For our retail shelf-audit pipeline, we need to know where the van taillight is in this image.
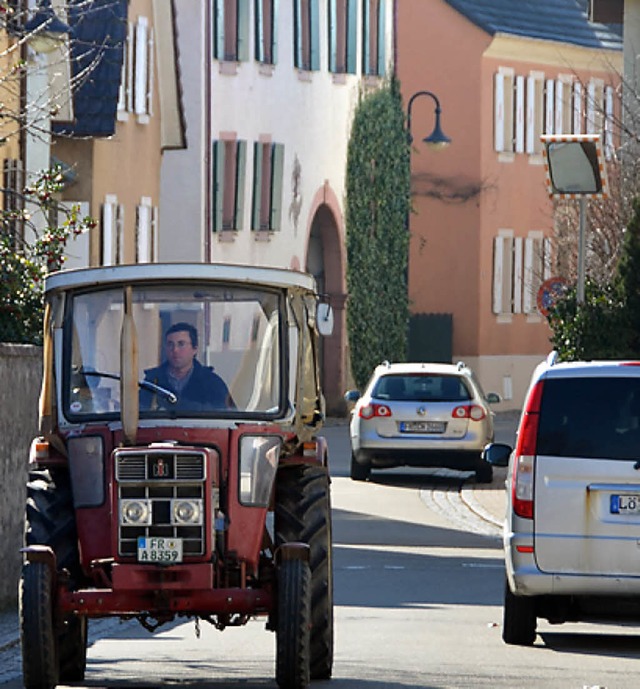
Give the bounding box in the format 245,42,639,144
512,380,544,519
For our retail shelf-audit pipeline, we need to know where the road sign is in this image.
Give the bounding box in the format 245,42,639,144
537,277,568,317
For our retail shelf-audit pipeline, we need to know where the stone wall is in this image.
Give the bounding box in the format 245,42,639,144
0,344,42,609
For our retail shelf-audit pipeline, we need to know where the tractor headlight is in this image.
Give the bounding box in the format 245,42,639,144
239,435,282,506
172,499,203,525
120,499,152,525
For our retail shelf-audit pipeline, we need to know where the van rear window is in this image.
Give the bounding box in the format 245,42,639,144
537,377,640,460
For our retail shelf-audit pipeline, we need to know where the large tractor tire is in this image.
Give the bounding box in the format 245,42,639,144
24,469,87,681
275,464,334,680
275,558,311,689
20,560,58,689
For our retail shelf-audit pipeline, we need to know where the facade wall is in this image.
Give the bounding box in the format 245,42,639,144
398,0,622,410
0,345,41,609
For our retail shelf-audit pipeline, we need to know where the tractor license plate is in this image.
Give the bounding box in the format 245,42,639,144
400,421,446,433
137,537,183,563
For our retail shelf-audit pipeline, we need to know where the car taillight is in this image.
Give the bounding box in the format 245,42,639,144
512,380,544,519
359,403,393,419
452,405,486,421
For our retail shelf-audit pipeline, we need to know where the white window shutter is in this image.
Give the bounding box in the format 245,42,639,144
126,22,134,112
134,17,149,117
152,206,159,262
117,204,125,264
513,237,523,313
493,236,504,313
147,26,155,117
587,80,596,134
543,237,552,280
494,73,505,152
515,76,525,153
526,76,535,154
523,238,534,313
137,198,152,263
102,195,118,266
605,85,614,159
573,81,583,134
555,79,564,134
545,79,554,135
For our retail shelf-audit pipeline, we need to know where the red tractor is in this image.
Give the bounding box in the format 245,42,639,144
20,263,334,689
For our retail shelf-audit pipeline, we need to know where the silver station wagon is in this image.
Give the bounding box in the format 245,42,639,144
485,353,640,645
345,361,500,482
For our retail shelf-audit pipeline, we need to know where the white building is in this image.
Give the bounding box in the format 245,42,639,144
160,0,394,412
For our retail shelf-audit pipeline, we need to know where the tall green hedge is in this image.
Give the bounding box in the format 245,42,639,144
345,79,411,389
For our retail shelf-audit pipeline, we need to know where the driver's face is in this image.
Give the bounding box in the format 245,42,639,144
165,331,196,374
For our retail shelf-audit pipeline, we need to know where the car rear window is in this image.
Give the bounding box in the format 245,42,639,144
372,374,471,402
538,377,640,460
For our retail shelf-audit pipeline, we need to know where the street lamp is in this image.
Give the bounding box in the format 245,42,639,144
24,0,71,54
406,90,452,149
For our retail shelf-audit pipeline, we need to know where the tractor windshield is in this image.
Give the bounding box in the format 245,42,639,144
62,283,284,420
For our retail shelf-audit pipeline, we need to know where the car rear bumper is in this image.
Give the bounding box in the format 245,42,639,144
353,446,484,470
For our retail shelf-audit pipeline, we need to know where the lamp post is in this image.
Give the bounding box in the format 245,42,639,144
406,90,452,148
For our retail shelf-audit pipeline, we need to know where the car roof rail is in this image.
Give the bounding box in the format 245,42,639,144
381,360,391,368
546,350,559,366
456,360,467,371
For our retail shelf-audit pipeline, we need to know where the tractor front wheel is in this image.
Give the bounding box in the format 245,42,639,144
275,465,333,679
20,560,58,689
275,558,311,689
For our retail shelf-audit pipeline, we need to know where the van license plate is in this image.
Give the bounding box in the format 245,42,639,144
137,537,183,563
400,421,446,433
610,495,640,514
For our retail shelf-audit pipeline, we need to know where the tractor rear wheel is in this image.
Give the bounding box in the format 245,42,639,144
25,469,81,584
20,560,58,689
24,468,85,681
275,558,311,689
275,464,333,680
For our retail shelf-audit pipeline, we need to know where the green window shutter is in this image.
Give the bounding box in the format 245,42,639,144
213,140,226,232
293,0,302,68
377,0,386,76
255,0,263,61
251,142,263,230
272,0,278,63
347,0,357,74
328,0,336,72
237,0,250,61
362,0,370,75
270,143,284,231
235,140,247,230
310,0,320,70
214,0,224,60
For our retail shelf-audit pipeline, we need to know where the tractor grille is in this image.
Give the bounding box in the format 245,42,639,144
116,449,207,558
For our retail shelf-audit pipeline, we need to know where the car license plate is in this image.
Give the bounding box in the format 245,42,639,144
610,495,640,514
137,537,183,563
400,421,446,433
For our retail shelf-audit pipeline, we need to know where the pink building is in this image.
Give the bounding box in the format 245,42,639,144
396,0,623,408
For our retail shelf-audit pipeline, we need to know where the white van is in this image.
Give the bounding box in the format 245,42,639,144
484,352,640,645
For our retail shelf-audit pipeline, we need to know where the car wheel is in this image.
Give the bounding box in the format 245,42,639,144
503,580,537,646
350,452,370,481
475,462,493,484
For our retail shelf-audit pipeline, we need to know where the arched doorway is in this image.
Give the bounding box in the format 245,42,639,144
306,199,347,416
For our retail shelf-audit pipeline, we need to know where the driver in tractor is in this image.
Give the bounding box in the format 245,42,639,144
140,322,235,411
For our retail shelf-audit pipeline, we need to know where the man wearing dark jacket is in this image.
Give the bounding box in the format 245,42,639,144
141,322,235,411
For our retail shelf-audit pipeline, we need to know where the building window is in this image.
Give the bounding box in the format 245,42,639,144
118,17,154,123
136,197,157,263
213,139,247,232
294,0,320,71
494,69,514,153
101,195,123,266
328,0,357,74
255,0,276,64
251,141,284,232
3,158,23,250
493,232,551,316
214,0,250,62
363,0,385,77
525,73,544,154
